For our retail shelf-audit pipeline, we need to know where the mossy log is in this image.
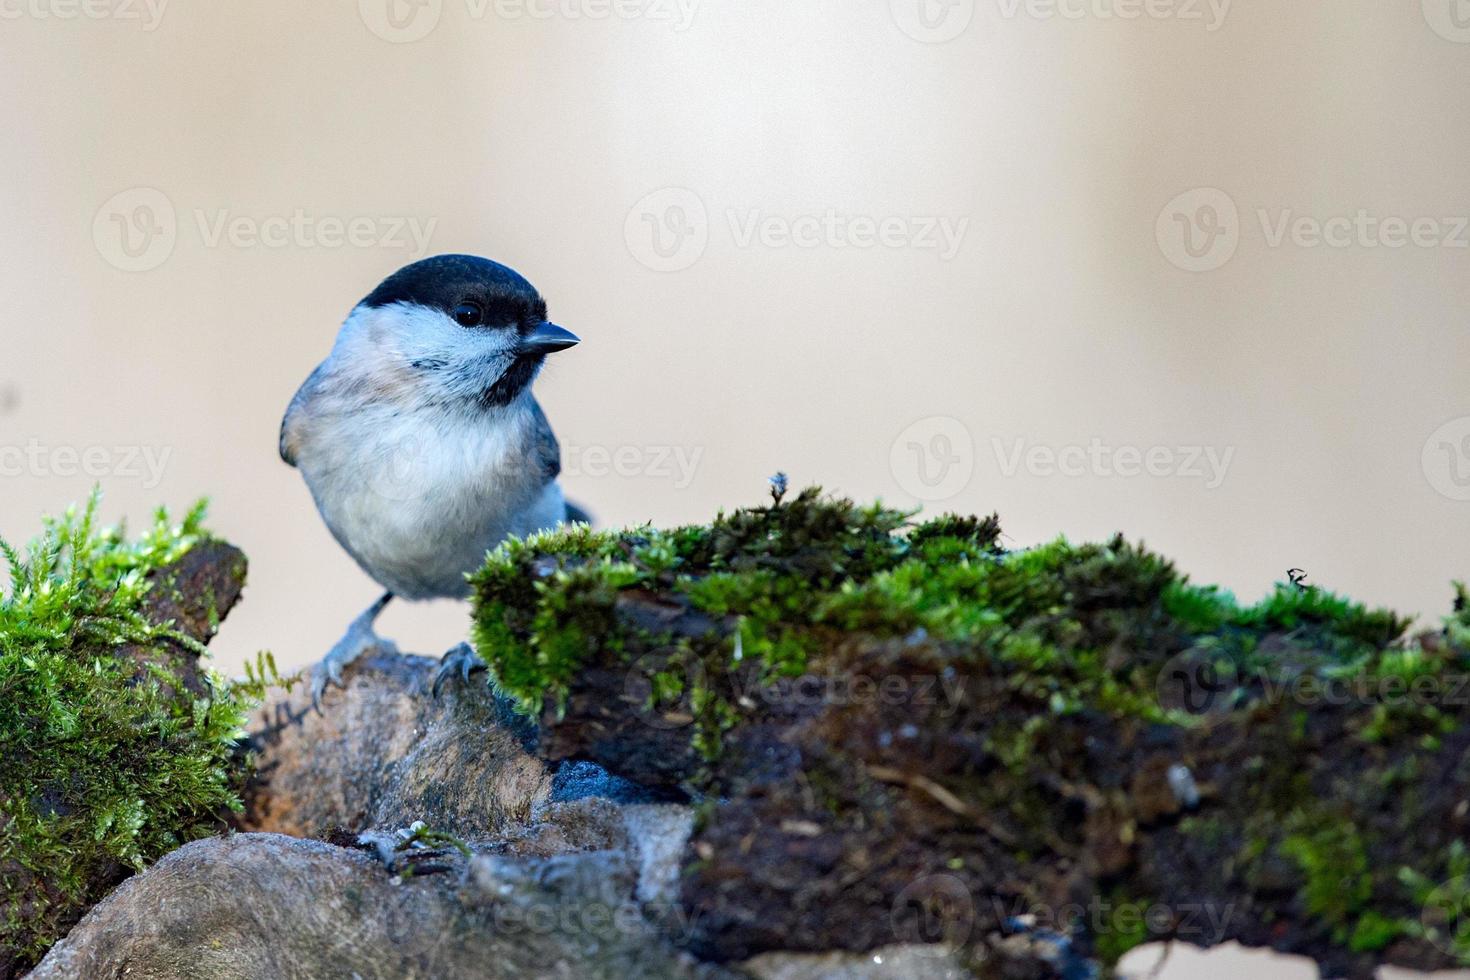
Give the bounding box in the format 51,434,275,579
470,485,1470,978
0,505,251,977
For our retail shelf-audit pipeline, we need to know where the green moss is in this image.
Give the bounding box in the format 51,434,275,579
1280,816,1373,938
1348,912,1403,954
1092,887,1152,964
471,487,1425,753
470,488,912,712
1239,582,1408,648
1398,842,1470,964
1446,582,1470,650
0,493,263,970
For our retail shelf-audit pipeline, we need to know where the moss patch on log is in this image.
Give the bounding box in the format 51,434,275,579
471,485,1470,976
0,495,261,975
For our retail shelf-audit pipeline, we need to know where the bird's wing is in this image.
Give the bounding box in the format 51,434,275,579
530,398,562,485
279,364,326,468
532,401,592,524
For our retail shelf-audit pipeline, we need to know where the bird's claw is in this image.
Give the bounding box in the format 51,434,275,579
310,627,398,714
432,642,487,698
308,665,336,715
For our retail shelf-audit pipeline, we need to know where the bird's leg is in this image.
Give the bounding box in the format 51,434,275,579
432,642,487,698
310,592,397,712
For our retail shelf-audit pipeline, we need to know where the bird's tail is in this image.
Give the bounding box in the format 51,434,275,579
564,501,594,526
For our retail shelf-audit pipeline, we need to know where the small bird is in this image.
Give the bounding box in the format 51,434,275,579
280,255,585,707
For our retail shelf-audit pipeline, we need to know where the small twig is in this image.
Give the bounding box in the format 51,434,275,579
868,765,1017,846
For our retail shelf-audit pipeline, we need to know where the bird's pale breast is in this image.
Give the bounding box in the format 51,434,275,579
299,400,560,600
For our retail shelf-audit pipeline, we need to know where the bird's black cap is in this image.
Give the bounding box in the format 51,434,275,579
359,254,549,329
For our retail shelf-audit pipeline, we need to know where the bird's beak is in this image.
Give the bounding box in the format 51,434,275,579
519,322,580,356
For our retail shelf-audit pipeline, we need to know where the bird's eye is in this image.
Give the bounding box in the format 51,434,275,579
452,303,483,327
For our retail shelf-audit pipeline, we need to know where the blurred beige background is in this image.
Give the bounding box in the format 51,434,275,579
3,3,1470,974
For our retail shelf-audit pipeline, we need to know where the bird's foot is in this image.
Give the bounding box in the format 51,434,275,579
310,623,399,713
432,642,487,698
355,822,464,878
